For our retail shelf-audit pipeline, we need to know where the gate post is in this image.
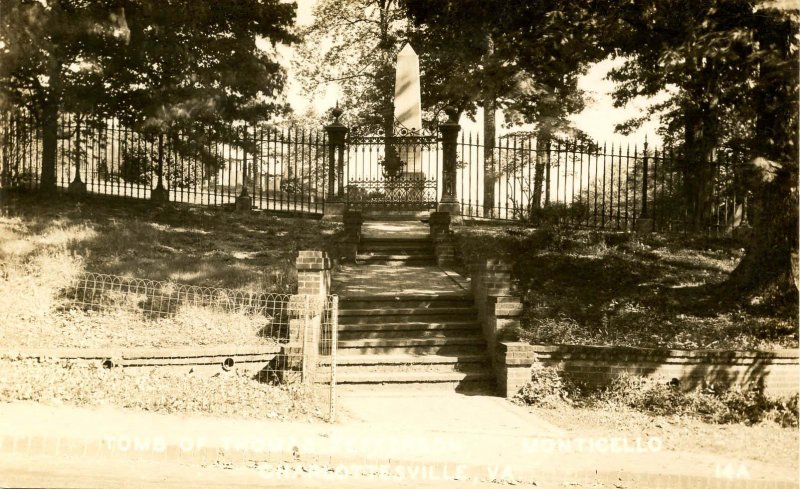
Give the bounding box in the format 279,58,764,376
280,250,331,384
438,106,461,220
323,107,349,221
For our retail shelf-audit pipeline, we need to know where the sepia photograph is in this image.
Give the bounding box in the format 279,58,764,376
0,0,797,487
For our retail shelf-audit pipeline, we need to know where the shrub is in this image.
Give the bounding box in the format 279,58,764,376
517,370,799,428
515,364,572,408
120,146,154,185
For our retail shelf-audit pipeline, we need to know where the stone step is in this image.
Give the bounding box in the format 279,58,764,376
318,370,495,384
338,321,480,332
336,337,486,356
339,328,482,341
338,337,484,348
333,381,498,394
326,353,489,366
357,241,433,251
338,307,477,317
360,237,432,245
339,313,477,325
355,256,435,266
339,297,474,309
323,354,490,373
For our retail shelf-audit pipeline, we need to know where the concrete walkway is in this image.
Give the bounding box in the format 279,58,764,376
333,265,469,297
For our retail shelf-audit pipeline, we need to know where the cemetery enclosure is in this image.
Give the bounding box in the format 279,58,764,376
2,111,751,231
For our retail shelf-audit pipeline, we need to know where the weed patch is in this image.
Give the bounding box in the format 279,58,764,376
514,366,799,428
0,357,324,421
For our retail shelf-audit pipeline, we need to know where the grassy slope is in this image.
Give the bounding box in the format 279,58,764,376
455,224,798,350
0,192,337,421
0,192,343,349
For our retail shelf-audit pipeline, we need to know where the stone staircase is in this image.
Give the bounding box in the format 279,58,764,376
328,231,495,392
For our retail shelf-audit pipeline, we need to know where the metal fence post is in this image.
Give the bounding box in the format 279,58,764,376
641,137,649,218
329,294,338,423
301,294,310,382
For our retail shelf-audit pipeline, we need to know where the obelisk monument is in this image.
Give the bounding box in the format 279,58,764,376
393,43,423,131
392,43,426,179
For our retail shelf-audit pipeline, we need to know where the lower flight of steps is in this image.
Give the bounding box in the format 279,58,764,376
319,294,495,392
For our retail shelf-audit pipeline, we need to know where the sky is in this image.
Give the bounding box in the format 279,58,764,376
282,0,664,147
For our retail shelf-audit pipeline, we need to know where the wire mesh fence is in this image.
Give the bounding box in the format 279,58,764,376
59,272,339,421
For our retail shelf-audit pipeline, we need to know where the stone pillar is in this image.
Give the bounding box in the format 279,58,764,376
496,342,537,398
438,106,461,219
323,107,349,221
470,257,526,392
429,211,456,267
281,250,331,384
296,250,331,297
343,210,364,262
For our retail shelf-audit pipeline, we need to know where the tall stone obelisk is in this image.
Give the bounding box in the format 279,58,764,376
393,43,422,132
392,43,425,179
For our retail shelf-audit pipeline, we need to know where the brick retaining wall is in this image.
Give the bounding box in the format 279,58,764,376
496,342,799,398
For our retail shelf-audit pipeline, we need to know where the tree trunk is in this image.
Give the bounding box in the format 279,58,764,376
727,158,797,305
40,55,62,193
682,107,716,230
482,33,497,218
530,130,548,222
483,95,496,217
728,15,798,308
40,102,59,192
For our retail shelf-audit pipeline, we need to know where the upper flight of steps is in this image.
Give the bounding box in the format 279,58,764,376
355,236,435,266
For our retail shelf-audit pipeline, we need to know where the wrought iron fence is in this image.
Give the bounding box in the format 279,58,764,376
455,133,751,233
1,109,751,233
1,111,330,216
60,272,339,421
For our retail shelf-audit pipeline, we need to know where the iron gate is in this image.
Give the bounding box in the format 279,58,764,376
344,122,441,211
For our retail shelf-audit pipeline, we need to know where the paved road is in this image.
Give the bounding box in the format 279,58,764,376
1,401,796,488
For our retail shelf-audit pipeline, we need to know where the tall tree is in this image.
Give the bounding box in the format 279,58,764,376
106,0,296,181
726,3,798,307
0,0,296,192
294,0,406,134
599,0,760,228
597,0,798,303
0,0,127,192
407,0,603,214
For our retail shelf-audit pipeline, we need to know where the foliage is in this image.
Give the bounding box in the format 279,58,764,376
406,0,603,133
454,226,798,350
294,0,406,132
598,0,798,230
514,364,573,408
594,374,799,428
517,368,798,428
0,357,324,421
0,0,297,190
119,145,154,186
